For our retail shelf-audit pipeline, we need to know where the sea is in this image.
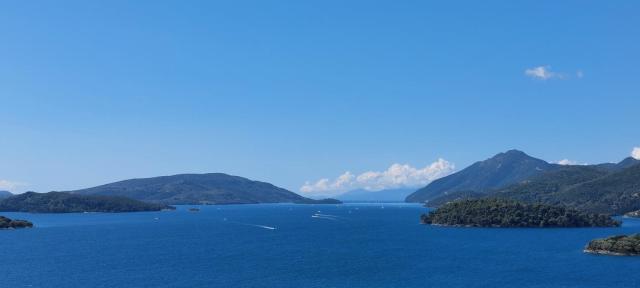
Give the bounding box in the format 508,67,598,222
2,203,639,288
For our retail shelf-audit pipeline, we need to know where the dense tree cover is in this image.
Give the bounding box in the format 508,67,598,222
557,164,640,214
585,234,640,256
421,199,620,228
0,216,33,229
493,166,609,201
68,173,340,205
495,164,640,214
0,192,174,213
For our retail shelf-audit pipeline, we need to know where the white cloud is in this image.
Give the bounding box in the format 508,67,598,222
300,159,455,197
576,70,584,78
0,180,27,192
556,159,578,165
556,159,588,166
525,66,564,80
632,147,640,160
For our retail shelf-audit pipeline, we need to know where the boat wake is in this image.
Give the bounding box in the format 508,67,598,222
311,213,344,221
224,218,277,230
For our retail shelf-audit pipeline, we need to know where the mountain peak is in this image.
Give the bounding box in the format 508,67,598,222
504,149,527,155
494,149,532,160
617,157,640,169
406,150,551,203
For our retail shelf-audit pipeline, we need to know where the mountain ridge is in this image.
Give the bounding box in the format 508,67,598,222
68,173,340,205
406,150,555,203
0,191,13,199
419,151,640,214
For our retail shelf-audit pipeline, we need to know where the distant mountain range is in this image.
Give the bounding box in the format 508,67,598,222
406,149,640,214
67,173,340,205
337,188,415,202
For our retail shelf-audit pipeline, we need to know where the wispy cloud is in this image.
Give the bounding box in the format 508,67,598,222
632,147,640,160
0,180,27,192
525,66,585,80
556,159,577,165
300,159,455,197
555,159,587,165
525,66,563,80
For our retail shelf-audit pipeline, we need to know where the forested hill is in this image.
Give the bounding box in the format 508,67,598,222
493,163,640,214
68,173,340,205
406,150,555,203
0,192,173,213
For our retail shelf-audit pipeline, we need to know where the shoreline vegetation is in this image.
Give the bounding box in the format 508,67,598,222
421,199,620,228
0,192,174,213
0,216,33,229
584,235,640,256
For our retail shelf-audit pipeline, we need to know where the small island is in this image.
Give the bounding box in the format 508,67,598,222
585,234,640,256
0,192,175,213
421,198,620,228
0,216,33,229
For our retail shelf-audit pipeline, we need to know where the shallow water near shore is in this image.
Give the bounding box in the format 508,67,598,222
2,203,639,288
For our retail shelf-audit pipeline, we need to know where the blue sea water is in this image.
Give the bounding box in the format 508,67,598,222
1,203,640,288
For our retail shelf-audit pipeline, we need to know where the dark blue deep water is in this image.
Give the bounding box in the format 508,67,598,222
2,203,640,288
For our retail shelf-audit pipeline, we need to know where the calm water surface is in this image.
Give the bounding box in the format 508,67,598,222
2,203,639,288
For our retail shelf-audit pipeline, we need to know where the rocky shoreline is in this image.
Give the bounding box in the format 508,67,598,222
0,216,33,229
584,234,640,256
583,249,633,256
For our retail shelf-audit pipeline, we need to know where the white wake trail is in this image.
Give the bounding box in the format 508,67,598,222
224,219,277,230
311,215,338,221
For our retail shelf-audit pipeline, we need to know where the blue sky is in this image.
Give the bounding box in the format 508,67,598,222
1,1,639,195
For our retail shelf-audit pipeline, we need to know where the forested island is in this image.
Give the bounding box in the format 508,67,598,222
421,199,620,228
585,234,640,256
0,192,174,213
0,216,33,229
